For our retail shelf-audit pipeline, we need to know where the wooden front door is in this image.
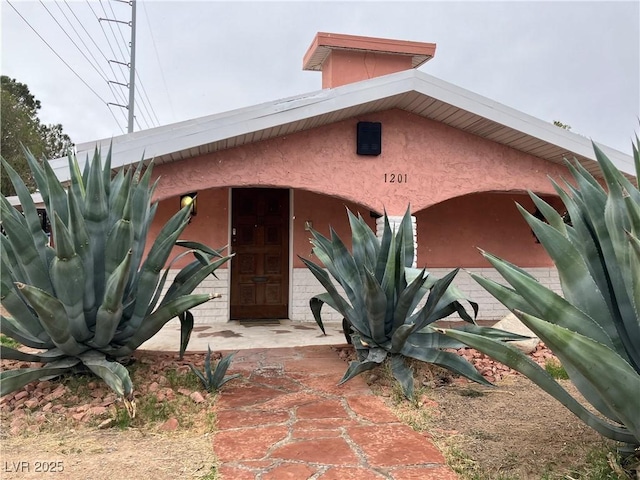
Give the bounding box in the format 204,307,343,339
230,188,289,320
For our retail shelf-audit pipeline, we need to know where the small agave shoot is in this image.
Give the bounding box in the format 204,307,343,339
301,208,526,399
188,346,240,392
0,148,232,410
441,139,640,456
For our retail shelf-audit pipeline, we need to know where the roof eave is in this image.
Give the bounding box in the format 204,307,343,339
47,69,635,184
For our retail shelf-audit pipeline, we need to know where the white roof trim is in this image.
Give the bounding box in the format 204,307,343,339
47,69,635,183
7,192,44,208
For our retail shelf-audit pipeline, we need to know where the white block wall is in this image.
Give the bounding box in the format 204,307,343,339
291,268,347,323
161,269,229,325
290,266,561,323
376,215,417,267
161,266,560,324
425,267,562,321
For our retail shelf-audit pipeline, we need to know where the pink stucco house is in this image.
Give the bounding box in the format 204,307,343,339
49,32,636,325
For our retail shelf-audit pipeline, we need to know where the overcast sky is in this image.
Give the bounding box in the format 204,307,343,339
2,1,639,154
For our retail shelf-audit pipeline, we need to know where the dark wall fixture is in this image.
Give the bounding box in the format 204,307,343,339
357,122,382,156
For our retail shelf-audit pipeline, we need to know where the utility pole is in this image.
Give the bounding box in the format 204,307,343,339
101,0,137,133
127,0,136,133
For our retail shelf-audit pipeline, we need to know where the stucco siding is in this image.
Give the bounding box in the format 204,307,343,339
416,192,564,268
151,109,570,214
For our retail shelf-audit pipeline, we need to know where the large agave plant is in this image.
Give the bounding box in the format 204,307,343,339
0,148,231,401
301,208,525,398
441,140,640,450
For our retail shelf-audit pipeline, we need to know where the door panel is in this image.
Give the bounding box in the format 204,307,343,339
230,188,289,319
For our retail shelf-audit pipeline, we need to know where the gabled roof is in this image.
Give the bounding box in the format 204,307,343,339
49,68,634,184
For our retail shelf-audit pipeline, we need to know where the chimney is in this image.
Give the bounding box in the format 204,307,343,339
303,32,436,89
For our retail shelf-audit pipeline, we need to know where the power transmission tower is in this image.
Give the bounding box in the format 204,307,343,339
101,0,137,133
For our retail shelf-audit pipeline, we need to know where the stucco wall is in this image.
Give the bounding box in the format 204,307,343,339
293,190,376,268
323,50,413,88
150,109,571,215
417,192,564,268
144,107,573,324
147,187,230,269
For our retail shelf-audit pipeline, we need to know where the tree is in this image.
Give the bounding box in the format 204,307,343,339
552,120,572,130
1,76,73,196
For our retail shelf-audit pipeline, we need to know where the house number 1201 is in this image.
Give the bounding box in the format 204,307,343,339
384,173,408,183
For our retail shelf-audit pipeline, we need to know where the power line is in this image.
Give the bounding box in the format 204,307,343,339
69,0,133,115
85,0,131,107
99,0,129,62
98,0,157,132
86,0,127,77
134,88,154,129
135,71,160,126
98,0,129,68
108,0,131,55
39,0,110,84
53,0,112,84
9,0,158,136
133,97,151,129
85,0,161,131
46,0,142,128
6,0,110,107
141,0,175,122
107,104,127,135
63,0,127,103
63,0,110,63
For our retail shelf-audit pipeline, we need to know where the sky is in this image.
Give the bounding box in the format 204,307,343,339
2,1,639,155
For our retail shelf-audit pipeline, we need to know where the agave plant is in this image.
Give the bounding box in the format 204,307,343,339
188,345,240,392
440,140,640,450
0,147,231,402
300,208,526,399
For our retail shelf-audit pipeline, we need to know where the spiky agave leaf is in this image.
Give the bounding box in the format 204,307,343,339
441,325,637,444
443,138,640,447
0,357,81,397
1,146,231,399
188,346,240,392
302,207,503,399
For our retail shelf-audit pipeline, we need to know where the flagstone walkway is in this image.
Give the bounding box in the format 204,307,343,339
213,346,457,480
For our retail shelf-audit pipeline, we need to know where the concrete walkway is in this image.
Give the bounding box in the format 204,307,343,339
140,319,347,351
141,322,458,479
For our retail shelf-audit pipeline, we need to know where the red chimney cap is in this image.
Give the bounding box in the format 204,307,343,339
303,32,436,72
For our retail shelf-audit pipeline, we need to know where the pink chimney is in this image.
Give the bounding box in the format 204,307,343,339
303,32,437,89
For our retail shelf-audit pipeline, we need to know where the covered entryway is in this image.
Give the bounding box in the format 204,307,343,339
230,188,290,320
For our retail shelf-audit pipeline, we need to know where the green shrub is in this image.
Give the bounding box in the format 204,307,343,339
188,346,240,392
441,139,640,452
301,208,526,398
544,358,569,380
0,147,231,403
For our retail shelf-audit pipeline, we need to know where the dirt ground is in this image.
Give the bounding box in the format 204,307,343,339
0,347,627,480
0,429,216,480
424,375,609,479
0,351,217,480
357,346,626,480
